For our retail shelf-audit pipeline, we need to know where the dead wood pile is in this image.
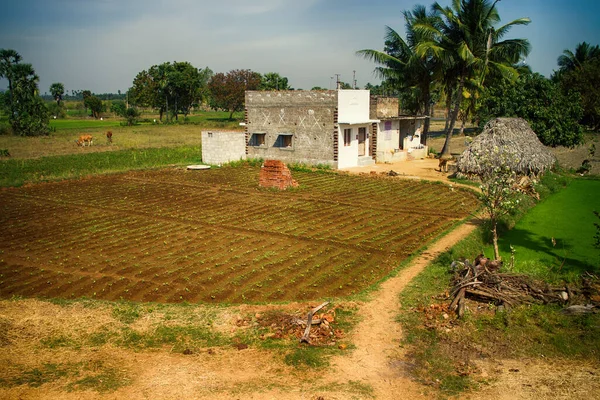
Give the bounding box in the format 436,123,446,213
449,255,600,317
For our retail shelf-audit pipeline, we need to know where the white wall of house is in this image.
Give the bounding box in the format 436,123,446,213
337,90,376,168
337,124,371,168
376,120,401,158
337,90,371,124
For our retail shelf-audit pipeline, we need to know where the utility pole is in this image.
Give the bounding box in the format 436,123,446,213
335,74,341,90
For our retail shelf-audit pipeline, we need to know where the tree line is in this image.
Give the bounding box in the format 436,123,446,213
2,0,599,138
358,0,599,153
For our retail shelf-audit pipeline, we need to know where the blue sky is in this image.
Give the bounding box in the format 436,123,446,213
1,0,599,94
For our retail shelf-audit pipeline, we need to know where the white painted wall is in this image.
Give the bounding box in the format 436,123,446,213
337,90,371,124
337,124,371,168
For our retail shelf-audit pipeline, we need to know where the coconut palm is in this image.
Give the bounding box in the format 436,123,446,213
415,0,531,157
356,5,440,144
557,41,600,73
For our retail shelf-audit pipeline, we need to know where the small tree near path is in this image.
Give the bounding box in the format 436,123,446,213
476,149,521,260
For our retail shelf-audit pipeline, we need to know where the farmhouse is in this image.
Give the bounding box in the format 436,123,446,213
201,89,428,169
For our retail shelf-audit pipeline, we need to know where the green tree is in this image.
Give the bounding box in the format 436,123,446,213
476,72,584,147
0,49,23,120
208,69,261,119
124,107,140,126
110,100,127,117
83,93,103,119
358,5,440,144
557,41,600,73
415,0,531,157
555,44,600,130
10,63,49,136
49,82,64,107
130,62,211,121
259,72,291,90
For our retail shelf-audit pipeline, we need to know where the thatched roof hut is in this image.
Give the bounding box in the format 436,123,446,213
456,118,556,177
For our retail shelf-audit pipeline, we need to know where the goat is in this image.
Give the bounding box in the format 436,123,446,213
75,134,93,147
106,131,113,143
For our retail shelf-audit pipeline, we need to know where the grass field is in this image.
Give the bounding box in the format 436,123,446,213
490,178,600,280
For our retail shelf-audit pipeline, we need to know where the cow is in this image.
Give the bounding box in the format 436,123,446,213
75,134,93,147
106,131,113,143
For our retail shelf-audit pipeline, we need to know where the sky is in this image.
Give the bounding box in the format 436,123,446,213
1,0,599,95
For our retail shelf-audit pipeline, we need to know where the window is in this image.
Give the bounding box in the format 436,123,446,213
249,133,266,146
274,134,293,148
344,129,352,146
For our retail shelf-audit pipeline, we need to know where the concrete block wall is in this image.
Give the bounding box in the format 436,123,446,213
201,131,246,165
370,96,400,119
245,91,338,167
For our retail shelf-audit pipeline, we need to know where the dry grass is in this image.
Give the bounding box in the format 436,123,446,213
0,124,211,160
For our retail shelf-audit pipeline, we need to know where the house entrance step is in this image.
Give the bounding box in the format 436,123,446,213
358,156,376,166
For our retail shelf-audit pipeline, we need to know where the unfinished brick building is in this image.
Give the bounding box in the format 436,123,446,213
202,89,427,169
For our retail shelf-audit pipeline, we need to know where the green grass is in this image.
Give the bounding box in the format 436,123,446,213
49,118,122,130
396,175,600,396
0,146,202,187
490,178,600,280
397,228,600,396
4,361,129,393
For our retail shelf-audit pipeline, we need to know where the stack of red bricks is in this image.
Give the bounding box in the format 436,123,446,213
259,160,299,190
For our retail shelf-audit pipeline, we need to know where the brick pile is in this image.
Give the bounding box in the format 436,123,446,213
259,160,299,190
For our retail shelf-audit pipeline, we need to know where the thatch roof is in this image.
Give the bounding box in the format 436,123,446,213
456,118,556,177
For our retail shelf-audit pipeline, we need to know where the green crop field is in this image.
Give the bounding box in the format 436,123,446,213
491,178,600,279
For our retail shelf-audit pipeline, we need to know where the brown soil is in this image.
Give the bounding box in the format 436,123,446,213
0,166,477,304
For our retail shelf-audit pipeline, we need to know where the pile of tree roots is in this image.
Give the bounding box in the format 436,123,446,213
449,255,599,317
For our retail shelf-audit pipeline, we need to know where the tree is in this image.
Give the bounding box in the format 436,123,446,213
83,93,103,119
208,69,261,119
0,49,23,119
358,6,446,145
414,0,530,156
475,148,522,260
0,49,49,136
10,63,49,136
124,107,140,126
260,72,291,90
476,72,584,147
557,41,600,73
49,82,64,107
556,50,600,131
130,62,212,121
110,100,127,117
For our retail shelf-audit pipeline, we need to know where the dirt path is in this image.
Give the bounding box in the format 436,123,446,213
325,219,480,399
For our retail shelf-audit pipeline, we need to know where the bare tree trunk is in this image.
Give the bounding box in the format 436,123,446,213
421,93,431,146
492,222,501,261
440,76,465,157
459,115,466,136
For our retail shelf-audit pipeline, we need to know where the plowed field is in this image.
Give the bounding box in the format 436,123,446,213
0,166,478,303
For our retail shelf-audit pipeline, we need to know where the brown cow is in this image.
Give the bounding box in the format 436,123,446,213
75,134,93,147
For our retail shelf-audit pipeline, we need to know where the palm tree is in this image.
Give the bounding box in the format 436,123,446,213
557,41,600,72
0,49,23,118
415,0,530,157
357,5,440,144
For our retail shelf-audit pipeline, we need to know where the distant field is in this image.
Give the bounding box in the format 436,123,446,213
0,165,479,304
490,178,600,278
